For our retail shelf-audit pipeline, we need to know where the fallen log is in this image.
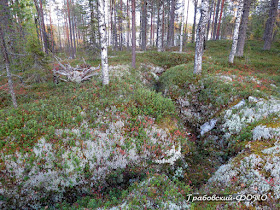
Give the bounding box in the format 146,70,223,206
52,57,100,83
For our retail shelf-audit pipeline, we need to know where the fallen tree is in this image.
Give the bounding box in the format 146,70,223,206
52,56,100,83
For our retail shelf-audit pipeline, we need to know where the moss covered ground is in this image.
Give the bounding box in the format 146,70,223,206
0,40,279,209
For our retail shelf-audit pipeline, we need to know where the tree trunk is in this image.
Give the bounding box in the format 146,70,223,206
191,0,198,43
119,0,123,51
229,0,243,63
168,0,176,47
0,26,17,108
113,0,118,51
212,0,220,40
211,0,216,39
263,0,278,50
194,0,209,75
179,0,185,52
140,0,147,51
127,0,130,49
67,0,74,58
235,0,252,57
71,0,77,57
184,0,190,42
98,0,109,85
126,0,130,50
156,1,160,47
150,2,153,47
131,0,136,68
216,0,225,40
34,0,48,54
162,1,165,49
206,0,214,41
158,0,164,52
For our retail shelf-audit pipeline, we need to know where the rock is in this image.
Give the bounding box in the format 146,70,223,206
200,119,217,136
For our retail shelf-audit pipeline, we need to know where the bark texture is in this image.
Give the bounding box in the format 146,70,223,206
263,0,279,50
194,0,209,75
236,0,253,57
98,0,109,85
229,0,243,63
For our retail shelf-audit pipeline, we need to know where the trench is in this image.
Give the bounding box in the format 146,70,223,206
153,76,226,191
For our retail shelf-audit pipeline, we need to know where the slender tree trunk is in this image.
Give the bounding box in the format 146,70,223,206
206,0,214,41
216,0,225,40
98,0,109,85
156,2,160,47
180,0,185,52
150,2,153,47
168,0,176,47
67,0,74,58
39,0,48,54
132,0,136,68
114,0,118,50
162,1,165,49
141,0,147,51
229,0,243,63
212,0,220,40
71,0,77,57
49,10,54,52
192,0,198,43
158,0,163,52
211,0,216,39
184,0,190,44
263,0,278,50
120,0,123,50
194,0,209,75
0,27,17,108
236,0,252,56
127,0,130,49
34,0,48,54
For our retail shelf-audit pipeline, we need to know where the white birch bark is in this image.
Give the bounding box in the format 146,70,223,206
193,0,209,75
229,0,243,63
179,0,185,52
157,1,163,52
98,0,109,85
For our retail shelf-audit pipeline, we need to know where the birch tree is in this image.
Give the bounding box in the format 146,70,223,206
98,0,109,85
194,0,209,75
263,0,279,50
229,0,243,64
179,0,185,52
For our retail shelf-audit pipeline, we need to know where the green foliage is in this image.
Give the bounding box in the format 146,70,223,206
131,88,175,120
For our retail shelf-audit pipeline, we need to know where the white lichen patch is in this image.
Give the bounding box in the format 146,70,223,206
109,64,130,77
252,125,280,141
1,108,186,208
222,98,280,136
206,149,280,206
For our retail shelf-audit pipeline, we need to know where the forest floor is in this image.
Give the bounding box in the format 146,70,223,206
0,40,280,209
